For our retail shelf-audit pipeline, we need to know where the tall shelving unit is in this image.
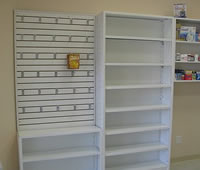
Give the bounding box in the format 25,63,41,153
175,18,200,83
15,10,102,170
96,12,174,170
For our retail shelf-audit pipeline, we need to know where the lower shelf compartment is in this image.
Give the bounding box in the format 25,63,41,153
106,143,168,157
106,161,168,170
23,146,100,163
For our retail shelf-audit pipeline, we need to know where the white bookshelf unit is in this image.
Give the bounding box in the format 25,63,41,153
175,18,200,83
15,10,102,170
96,11,174,170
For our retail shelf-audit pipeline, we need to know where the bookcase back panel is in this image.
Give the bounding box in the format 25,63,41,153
22,133,98,153
106,131,161,147
106,16,168,38
106,88,171,107
106,39,163,63
105,111,161,127
106,67,171,85
106,151,160,168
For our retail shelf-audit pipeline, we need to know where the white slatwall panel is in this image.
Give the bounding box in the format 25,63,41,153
15,10,95,130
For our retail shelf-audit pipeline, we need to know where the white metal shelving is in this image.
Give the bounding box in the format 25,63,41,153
175,18,200,83
96,11,174,170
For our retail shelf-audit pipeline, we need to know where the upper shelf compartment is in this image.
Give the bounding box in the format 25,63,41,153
106,39,172,64
105,12,172,40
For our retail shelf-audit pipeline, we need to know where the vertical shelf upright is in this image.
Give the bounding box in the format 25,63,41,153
96,11,174,170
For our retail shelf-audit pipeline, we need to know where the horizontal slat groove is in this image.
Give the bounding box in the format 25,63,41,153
19,121,95,130
19,114,94,120
16,21,94,26
19,118,94,125
18,94,94,101
17,59,93,65
16,14,94,20
19,110,94,119
17,82,94,89
19,115,94,124
16,29,94,36
18,99,94,107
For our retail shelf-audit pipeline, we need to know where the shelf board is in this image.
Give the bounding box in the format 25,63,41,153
105,11,172,21
23,146,100,163
18,126,101,139
106,84,171,90
176,17,200,23
106,143,168,157
106,161,167,170
174,80,200,83
106,35,171,42
176,40,200,44
105,63,171,66
176,61,200,64
106,124,169,135
106,105,170,113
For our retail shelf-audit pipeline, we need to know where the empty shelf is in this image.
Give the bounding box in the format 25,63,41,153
106,35,171,42
106,143,168,157
106,84,171,90
19,126,101,139
23,146,100,163
106,161,167,170
105,63,171,66
106,124,169,135
106,105,169,113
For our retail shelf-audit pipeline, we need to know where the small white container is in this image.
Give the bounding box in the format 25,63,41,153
181,54,188,61
195,54,199,62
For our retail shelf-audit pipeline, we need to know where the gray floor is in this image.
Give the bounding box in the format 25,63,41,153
171,159,200,170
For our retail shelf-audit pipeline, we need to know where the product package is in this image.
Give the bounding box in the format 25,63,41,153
176,22,182,40
180,26,196,41
196,72,200,80
174,4,187,18
185,70,192,80
67,54,80,69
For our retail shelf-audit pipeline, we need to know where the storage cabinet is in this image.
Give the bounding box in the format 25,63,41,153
96,11,174,170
